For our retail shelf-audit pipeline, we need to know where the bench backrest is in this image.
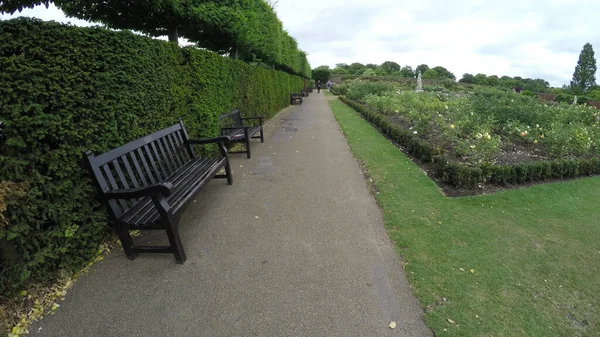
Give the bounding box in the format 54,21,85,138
84,121,195,219
219,108,242,127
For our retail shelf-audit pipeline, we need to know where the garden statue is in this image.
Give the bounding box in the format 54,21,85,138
415,71,424,92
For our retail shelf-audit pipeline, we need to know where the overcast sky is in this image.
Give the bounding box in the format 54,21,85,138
2,0,599,87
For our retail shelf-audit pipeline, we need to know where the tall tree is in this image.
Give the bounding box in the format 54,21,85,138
400,66,415,78
570,43,597,94
348,62,366,75
431,66,455,80
380,61,400,75
312,65,331,83
415,64,429,76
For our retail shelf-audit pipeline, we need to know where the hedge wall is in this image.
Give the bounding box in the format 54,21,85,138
0,18,304,296
339,97,600,189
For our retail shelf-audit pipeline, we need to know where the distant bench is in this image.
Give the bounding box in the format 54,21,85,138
301,88,309,97
84,120,232,263
219,108,264,159
291,92,303,105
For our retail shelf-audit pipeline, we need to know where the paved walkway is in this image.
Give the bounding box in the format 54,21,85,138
31,93,431,337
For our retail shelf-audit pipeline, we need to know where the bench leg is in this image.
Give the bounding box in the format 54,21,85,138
117,226,138,261
260,127,264,143
164,220,186,264
225,156,233,185
244,129,251,159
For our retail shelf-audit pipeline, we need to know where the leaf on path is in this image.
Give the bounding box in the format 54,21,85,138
388,321,396,329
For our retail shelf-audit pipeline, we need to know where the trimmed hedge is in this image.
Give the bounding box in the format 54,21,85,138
0,18,304,296
339,96,600,189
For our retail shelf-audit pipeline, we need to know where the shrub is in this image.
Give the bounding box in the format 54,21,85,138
346,81,396,101
521,90,536,97
0,18,305,296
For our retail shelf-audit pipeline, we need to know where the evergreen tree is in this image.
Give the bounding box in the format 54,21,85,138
570,43,597,94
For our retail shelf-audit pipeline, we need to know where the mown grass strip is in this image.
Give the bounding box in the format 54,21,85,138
327,94,600,337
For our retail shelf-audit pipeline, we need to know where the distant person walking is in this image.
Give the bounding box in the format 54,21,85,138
317,80,322,93
326,80,332,92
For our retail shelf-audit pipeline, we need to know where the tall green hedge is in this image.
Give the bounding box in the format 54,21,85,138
0,18,304,296
339,96,600,189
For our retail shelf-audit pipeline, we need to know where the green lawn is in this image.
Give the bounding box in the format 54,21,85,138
327,95,600,337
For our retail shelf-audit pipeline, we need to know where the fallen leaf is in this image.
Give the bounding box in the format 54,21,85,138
388,321,396,329
51,303,60,311
448,318,456,324
459,268,465,272
470,269,475,273
19,290,27,296
255,216,259,219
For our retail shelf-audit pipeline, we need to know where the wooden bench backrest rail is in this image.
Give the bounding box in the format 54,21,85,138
85,121,195,220
219,108,243,127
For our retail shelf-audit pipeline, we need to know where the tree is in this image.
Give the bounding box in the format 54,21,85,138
459,73,475,83
380,61,400,75
431,66,455,80
348,62,366,75
415,64,429,76
1,0,208,43
362,68,377,76
312,65,331,83
473,73,488,85
400,66,415,78
570,43,597,94
486,75,499,86
422,69,438,79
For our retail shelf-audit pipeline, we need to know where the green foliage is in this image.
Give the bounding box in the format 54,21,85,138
312,65,331,83
431,66,456,80
345,81,396,101
570,43,597,94
0,18,304,296
380,61,400,75
399,66,415,78
362,68,377,76
0,0,311,79
415,64,429,75
338,81,600,188
422,69,438,79
521,90,536,97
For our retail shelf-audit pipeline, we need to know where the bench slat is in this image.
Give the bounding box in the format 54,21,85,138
149,142,168,180
102,163,128,211
120,157,222,226
137,147,157,184
121,154,140,189
129,151,148,186
166,134,183,167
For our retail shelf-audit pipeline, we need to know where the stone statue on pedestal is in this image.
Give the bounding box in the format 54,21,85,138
415,72,424,92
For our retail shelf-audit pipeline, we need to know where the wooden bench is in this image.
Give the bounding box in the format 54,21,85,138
219,108,264,159
291,92,303,105
84,120,232,264
301,88,309,97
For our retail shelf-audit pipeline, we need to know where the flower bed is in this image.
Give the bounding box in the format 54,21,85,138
339,88,600,190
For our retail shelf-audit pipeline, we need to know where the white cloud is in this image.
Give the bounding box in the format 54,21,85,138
2,1,600,86
276,0,600,86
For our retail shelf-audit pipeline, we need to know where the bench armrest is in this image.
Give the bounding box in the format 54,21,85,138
188,135,231,145
240,116,265,125
104,182,173,199
221,126,250,131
